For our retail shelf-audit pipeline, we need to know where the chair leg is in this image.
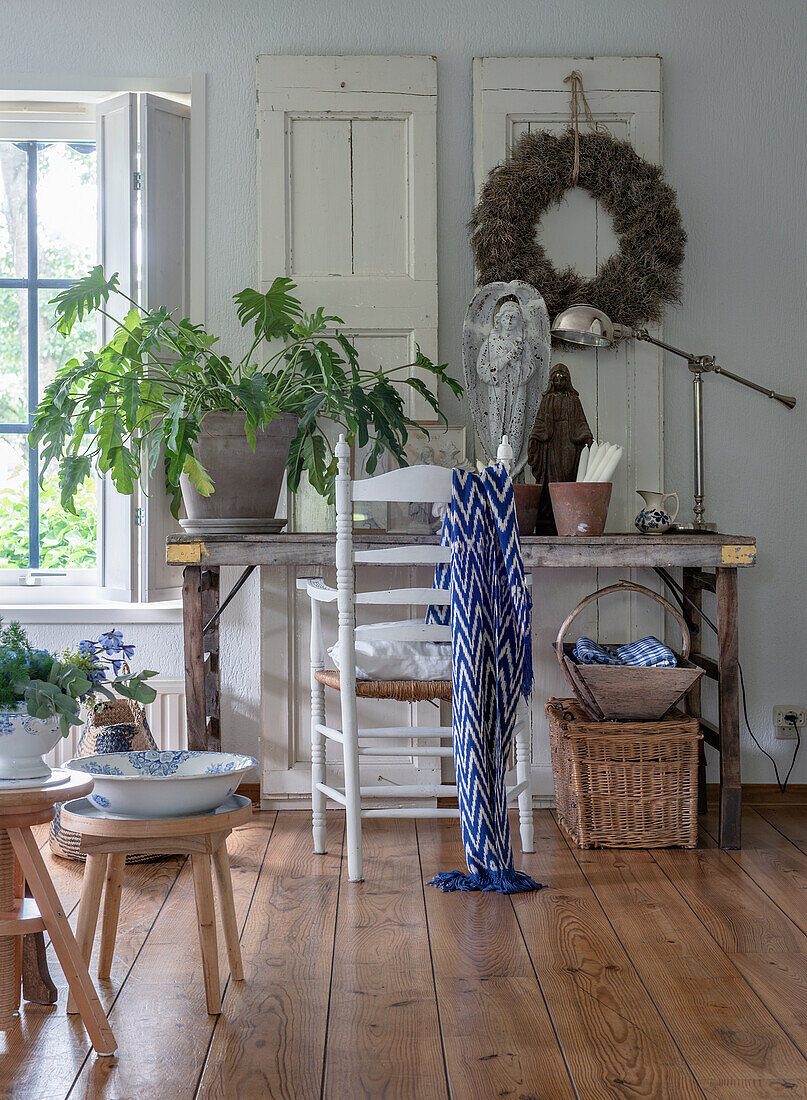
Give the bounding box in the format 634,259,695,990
191,853,221,1014
98,853,125,982
66,853,106,1014
515,700,535,854
309,599,328,854
212,840,244,981
341,692,363,883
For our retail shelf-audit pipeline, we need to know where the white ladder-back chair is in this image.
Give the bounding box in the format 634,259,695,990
298,435,534,883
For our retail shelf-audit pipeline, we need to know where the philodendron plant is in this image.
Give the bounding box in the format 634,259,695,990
30,267,463,516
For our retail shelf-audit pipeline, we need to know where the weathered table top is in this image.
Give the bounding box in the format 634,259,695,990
167,531,756,569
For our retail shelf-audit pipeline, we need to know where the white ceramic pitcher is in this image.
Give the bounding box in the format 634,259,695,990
634,490,679,535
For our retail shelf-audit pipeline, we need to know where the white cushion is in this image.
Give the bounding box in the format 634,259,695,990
328,622,452,682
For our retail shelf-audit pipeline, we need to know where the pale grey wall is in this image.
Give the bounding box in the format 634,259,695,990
5,0,806,782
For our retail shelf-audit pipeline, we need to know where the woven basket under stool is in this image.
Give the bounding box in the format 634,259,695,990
50,699,167,864
546,698,701,849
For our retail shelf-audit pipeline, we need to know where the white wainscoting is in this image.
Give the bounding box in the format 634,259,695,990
45,678,187,769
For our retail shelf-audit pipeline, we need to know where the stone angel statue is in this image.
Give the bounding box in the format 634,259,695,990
462,282,550,478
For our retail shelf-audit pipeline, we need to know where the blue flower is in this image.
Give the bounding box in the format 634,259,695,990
98,629,125,652
78,639,97,654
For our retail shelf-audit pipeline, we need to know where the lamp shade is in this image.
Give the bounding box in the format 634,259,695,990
550,303,617,347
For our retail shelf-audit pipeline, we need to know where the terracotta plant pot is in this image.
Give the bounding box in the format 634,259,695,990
179,411,298,534
513,483,541,537
549,481,612,537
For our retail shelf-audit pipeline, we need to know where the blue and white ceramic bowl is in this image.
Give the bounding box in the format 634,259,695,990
67,750,256,818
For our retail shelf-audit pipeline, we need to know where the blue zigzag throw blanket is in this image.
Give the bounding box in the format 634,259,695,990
427,463,545,894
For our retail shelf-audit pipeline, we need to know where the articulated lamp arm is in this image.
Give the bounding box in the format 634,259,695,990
549,303,797,528
631,329,797,410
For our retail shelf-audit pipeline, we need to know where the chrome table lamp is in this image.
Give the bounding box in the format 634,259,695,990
550,303,797,530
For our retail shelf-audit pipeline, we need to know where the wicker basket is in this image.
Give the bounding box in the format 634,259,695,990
554,579,703,721
546,698,701,849
50,699,166,864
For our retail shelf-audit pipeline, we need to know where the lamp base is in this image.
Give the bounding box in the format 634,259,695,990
669,521,718,533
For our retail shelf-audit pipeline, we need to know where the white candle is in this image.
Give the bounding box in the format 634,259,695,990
589,444,624,484
585,443,613,482
576,445,589,482
586,443,619,482
597,445,623,484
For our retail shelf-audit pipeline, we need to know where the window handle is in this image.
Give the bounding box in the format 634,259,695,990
19,572,68,586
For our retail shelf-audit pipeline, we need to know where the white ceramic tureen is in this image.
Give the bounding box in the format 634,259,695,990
0,711,63,781
67,750,256,818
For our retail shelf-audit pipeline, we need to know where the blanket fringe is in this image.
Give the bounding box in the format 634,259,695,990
427,868,546,894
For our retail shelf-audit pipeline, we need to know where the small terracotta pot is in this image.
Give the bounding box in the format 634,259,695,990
513,483,540,537
549,482,612,537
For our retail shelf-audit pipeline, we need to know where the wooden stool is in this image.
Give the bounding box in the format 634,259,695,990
61,794,252,1015
0,771,117,1055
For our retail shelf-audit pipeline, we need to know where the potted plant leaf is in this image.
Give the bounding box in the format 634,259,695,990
0,620,157,780
30,268,463,530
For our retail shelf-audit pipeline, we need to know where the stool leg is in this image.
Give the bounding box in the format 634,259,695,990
212,841,243,981
98,853,125,982
66,853,106,1014
0,828,18,1028
12,849,22,1012
191,853,221,1013
10,828,116,1055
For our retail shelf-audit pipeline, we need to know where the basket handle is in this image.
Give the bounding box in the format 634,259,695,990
555,579,691,676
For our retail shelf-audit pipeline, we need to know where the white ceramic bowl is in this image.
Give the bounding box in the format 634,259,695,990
67,750,256,818
0,710,62,780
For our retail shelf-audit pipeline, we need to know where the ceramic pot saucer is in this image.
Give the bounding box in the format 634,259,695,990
0,767,73,791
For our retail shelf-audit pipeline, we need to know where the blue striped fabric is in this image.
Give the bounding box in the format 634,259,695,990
616,636,678,667
426,463,544,894
574,635,678,668
573,637,621,665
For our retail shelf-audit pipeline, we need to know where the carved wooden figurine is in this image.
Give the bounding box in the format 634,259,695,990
527,363,594,534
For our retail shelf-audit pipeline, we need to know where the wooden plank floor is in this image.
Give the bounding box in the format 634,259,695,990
5,809,807,1098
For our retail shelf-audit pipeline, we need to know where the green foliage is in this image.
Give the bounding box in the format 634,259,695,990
0,620,157,737
30,271,464,516
0,470,96,569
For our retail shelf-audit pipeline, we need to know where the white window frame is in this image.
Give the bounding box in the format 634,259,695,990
0,75,205,616
0,118,98,591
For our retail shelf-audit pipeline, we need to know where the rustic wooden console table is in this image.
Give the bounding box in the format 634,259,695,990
166,531,756,849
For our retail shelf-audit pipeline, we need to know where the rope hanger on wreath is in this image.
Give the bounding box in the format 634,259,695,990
563,69,607,186
469,70,686,333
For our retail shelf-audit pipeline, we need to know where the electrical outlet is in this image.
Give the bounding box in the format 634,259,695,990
773,706,807,740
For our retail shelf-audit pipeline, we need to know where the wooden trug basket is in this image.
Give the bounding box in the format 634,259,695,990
546,698,701,849
554,579,703,721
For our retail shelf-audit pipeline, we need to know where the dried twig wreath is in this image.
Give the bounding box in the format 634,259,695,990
470,128,686,331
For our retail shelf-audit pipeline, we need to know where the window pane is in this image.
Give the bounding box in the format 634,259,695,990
0,434,29,567
0,287,27,422
39,287,98,400
37,143,96,280
39,459,97,570
0,142,28,280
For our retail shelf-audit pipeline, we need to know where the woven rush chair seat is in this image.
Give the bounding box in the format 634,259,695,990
314,668,451,703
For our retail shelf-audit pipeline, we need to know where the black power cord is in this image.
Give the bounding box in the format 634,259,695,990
654,567,801,794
